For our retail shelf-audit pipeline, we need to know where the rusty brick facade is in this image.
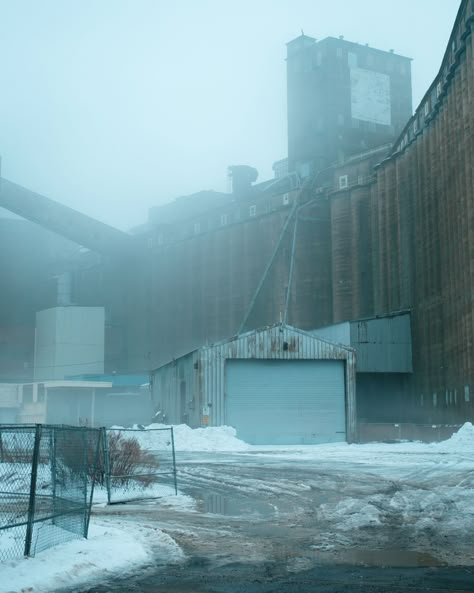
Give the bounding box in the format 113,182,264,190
369,0,474,422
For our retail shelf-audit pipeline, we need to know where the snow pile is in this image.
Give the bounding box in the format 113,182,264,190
111,423,250,452
169,424,250,452
321,498,382,531
109,421,474,455
0,519,184,593
437,422,474,450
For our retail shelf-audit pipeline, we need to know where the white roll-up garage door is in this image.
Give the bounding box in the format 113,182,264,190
225,359,346,445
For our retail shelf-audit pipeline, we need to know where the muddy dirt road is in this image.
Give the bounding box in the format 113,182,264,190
65,450,474,592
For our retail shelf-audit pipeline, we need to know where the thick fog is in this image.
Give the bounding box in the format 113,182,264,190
0,1,459,230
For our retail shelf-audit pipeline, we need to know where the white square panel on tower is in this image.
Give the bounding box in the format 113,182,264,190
350,67,391,126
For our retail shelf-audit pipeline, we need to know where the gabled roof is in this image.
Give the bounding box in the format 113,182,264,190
152,323,354,371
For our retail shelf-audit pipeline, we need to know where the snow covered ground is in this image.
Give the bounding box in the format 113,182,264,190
0,515,185,593
1,423,474,592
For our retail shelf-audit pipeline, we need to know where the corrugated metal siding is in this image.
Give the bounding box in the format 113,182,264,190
198,325,356,441
151,324,356,441
151,352,196,425
310,314,412,373
225,359,346,444
350,314,412,373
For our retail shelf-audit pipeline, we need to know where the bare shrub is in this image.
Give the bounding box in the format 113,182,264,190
56,430,159,489
105,431,159,488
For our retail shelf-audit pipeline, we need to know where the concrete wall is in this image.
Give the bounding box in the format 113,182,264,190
0,383,20,422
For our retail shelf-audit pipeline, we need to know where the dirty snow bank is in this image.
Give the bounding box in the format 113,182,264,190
110,421,474,456
247,422,474,464
436,421,474,450
1,519,184,593
164,423,250,451
112,423,251,452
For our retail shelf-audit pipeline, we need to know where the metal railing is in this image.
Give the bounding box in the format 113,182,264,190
0,424,102,560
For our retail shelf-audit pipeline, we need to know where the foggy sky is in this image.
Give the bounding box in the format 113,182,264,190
0,1,460,231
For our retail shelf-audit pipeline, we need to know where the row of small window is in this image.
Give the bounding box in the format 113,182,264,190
192,195,291,234
397,81,444,151
147,195,292,247
338,174,367,190
401,23,469,152
420,386,471,407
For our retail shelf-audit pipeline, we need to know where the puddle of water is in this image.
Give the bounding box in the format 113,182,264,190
198,493,277,518
313,548,445,567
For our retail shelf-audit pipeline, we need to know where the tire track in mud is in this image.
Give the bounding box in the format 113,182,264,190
60,453,474,592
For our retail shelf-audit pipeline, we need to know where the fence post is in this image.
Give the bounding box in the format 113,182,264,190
170,426,178,495
50,427,57,525
24,424,42,557
82,429,88,537
102,427,111,504
85,428,102,537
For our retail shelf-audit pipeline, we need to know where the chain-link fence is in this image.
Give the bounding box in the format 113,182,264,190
104,427,177,504
0,424,102,560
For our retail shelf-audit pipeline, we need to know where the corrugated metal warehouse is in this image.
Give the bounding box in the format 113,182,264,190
151,324,356,445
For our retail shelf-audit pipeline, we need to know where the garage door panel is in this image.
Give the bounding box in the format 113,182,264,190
225,359,346,445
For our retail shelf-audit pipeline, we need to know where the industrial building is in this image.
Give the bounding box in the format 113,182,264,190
151,325,356,445
0,0,473,438
0,376,151,427
286,34,412,176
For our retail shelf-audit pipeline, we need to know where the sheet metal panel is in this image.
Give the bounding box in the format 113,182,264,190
350,313,413,373
350,313,412,373
151,352,196,425
310,322,351,346
225,359,346,445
